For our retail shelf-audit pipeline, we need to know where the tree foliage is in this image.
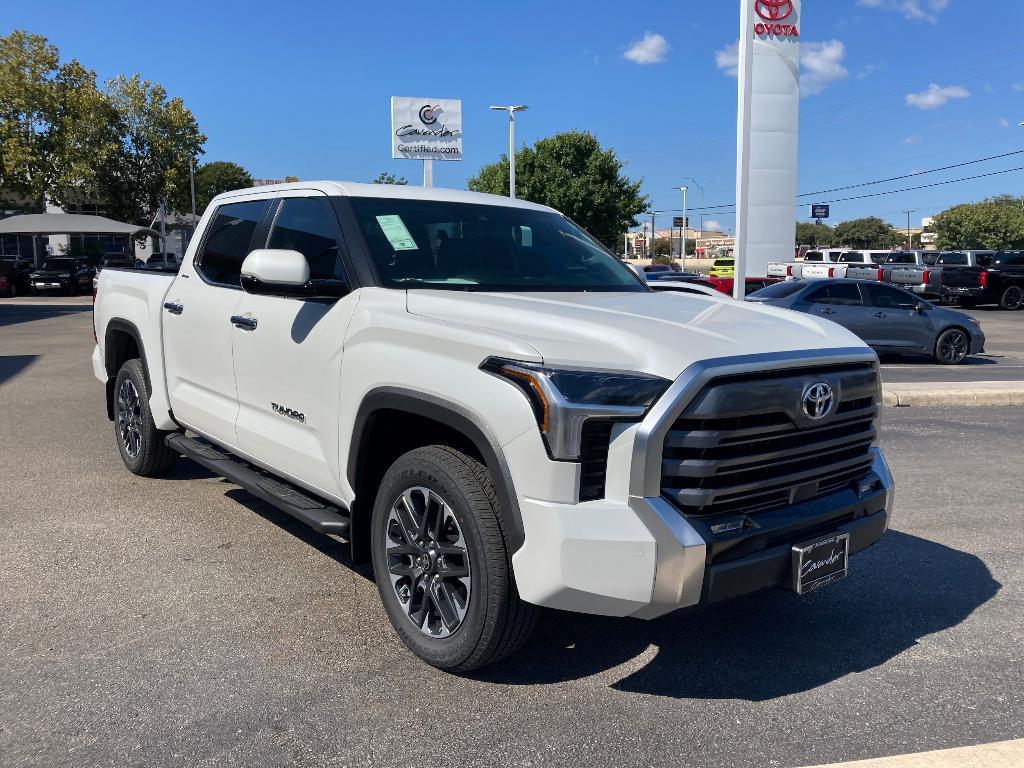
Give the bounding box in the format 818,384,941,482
373,171,407,185
830,217,900,249
0,31,118,210
0,31,206,223
795,221,834,246
190,161,253,214
467,131,648,249
932,195,1024,250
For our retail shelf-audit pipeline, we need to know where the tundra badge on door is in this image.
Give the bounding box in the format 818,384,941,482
271,402,305,423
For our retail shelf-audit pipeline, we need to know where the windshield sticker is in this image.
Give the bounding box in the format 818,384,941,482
376,215,418,251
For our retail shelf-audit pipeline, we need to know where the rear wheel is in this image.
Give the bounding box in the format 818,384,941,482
113,359,178,476
999,285,1024,311
371,445,536,672
934,328,969,365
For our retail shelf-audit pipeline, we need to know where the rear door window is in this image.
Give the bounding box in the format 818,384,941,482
195,200,269,287
806,283,864,306
865,283,917,309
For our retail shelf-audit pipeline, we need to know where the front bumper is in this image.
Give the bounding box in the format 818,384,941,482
513,448,894,618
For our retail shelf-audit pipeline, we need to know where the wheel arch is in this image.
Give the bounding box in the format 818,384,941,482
104,319,151,421
347,388,525,563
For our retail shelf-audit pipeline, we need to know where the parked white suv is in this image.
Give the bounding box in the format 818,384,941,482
91,181,895,670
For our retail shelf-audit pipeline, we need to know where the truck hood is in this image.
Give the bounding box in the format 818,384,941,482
406,290,869,380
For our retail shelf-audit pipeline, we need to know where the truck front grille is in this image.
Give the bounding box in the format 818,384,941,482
661,363,878,517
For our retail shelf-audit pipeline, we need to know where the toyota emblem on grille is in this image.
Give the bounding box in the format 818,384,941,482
801,382,834,420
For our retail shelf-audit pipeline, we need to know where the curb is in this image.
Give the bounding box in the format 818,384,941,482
882,381,1024,407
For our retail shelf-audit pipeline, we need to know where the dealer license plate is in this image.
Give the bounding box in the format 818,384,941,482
792,532,849,594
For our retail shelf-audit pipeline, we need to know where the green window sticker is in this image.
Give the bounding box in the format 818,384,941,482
375,214,418,251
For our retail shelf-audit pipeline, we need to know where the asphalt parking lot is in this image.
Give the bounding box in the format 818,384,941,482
1,302,1022,768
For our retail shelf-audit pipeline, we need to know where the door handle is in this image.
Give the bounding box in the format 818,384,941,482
873,312,887,318
163,301,183,315
820,307,836,315
230,314,258,330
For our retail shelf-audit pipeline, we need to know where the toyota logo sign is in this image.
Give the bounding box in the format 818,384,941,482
755,0,793,20
801,382,834,421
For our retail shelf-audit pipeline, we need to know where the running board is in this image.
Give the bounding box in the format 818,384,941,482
165,433,351,538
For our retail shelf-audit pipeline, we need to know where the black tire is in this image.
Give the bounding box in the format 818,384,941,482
999,285,1024,311
113,359,178,476
934,327,970,365
371,445,536,672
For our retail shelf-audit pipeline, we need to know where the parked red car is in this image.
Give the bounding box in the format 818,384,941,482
705,276,782,295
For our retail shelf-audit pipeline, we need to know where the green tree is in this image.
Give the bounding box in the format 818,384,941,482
468,130,648,249
654,237,672,256
0,31,119,211
189,161,253,214
283,175,299,183
99,74,206,224
795,221,834,246
932,195,1024,250
831,217,900,249
373,171,407,185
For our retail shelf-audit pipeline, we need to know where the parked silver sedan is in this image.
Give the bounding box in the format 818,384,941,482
747,279,985,364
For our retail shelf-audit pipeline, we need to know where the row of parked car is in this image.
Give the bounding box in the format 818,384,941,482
638,264,984,365
0,253,181,297
769,249,1024,311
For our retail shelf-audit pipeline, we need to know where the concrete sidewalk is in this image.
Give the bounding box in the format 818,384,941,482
882,381,1024,406
799,738,1024,767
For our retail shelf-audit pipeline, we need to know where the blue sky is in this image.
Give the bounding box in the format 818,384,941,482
9,0,1024,232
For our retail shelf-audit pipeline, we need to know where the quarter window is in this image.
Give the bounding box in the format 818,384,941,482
195,200,268,286
267,197,346,280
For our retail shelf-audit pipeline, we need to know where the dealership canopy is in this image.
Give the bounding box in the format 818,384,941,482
0,213,158,238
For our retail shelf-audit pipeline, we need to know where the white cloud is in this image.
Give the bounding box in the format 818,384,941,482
703,219,724,232
857,0,950,23
857,63,881,80
714,38,848,96
903,135,922,144
800,40,849,96
999,117,1011,128
1012,83,1024,92
904,83,970,109
623,31,669,65
714,41,738,76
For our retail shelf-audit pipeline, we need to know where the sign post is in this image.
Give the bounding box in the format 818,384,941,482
391,97,463,187
733,0,801,299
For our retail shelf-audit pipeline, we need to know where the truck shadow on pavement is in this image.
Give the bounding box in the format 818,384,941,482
0,355,37,386
0,303,93,329
479,530,999,699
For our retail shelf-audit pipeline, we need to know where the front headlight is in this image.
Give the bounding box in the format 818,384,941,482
481,357,670,460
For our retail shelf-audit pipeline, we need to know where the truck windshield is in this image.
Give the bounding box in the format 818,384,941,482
349,197,646,292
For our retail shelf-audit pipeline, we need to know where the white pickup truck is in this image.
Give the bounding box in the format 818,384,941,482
768,249,887,279
92,181,894,671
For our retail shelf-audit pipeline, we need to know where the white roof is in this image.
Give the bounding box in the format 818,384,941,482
214,180,555,212
0,213,158,237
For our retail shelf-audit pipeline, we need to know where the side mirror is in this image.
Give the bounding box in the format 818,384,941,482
241,249,310,292
626,263,648,283
914,303,926,314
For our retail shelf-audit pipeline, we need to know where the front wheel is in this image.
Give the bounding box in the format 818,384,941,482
371,445,536,672
999,285,1024,311
113,359,179,476
934,328,969,365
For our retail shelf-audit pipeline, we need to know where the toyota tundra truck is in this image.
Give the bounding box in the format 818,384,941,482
92,181,895,671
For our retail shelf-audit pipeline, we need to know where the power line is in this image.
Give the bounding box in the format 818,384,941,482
655,159,1024,214
796,150,1024,198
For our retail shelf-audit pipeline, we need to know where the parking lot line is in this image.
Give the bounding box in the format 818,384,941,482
798,738,1024,768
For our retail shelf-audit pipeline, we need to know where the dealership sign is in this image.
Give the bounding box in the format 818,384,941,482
753,0,799,37
810,204,829,219
391,97,463,161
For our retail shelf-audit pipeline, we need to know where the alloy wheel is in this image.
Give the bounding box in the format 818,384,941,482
938,330,968,364
385,486,472,638
1003,286,1024,310
116,378,143,459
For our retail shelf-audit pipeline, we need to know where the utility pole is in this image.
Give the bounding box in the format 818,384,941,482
674,186,688,263
490,105,528,198
649,212,656,260
903,209,915,250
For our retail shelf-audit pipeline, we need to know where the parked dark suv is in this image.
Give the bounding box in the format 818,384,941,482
28,258,96,295
941,251,1024,310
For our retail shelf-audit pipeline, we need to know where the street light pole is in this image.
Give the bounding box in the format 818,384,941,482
683,177,706,252
490,105,529,198
673,186,688,262
903,209,915,250
189,160,197,235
